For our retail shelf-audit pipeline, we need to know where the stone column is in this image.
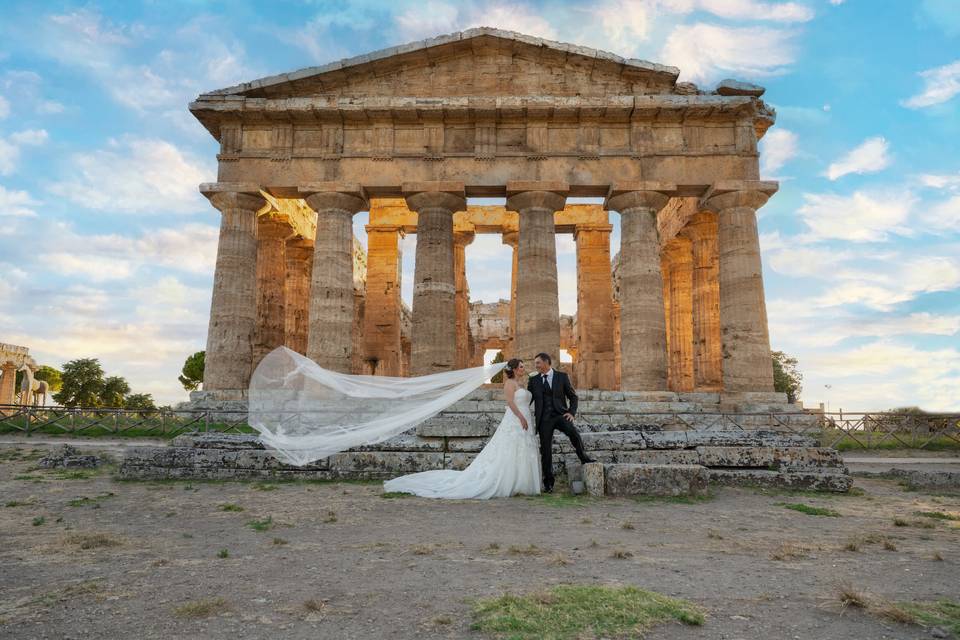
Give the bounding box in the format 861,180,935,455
284,237,314,356
454,230,475,370
507,182,567,364
363,226,404,376
684,212,722,391
200,185,266,391
701,181,778,391
253,217,291,367
501,231,519,357
660,252,673,390
605,183,675,391
403,182,466,375
0,363,17,405
574,222,616,389
665,238,694,392
300,184,367,373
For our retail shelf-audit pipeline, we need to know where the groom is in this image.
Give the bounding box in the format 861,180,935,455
527,352,594,493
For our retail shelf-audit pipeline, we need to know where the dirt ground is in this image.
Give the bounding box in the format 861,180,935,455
1,444,958,640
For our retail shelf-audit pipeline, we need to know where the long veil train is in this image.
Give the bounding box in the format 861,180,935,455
247,347,507,466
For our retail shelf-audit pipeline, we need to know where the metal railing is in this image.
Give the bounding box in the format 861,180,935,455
1,404,958,450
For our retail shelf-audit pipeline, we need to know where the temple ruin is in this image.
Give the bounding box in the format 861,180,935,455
189,28,779,401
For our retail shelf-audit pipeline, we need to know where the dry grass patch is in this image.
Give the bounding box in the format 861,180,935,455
411,544,434,556
842,533,892,553
303,598,327,613
610,549,634,560
508,544,542,557
770,542,810,561
173,597,230,619
65,533,122,550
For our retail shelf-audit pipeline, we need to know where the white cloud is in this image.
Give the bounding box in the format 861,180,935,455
796,189,914,242
0,185,40,218
760,128,798,176
922,195,960,233
0,94,9,119
394,1,558,42
0,129,49,175
660,23,798,83
825,136,891,181
9,129,48,146
49,137,213,215
902,59,960,109
919,172,960,191
41,253,137,282
663,0,814,22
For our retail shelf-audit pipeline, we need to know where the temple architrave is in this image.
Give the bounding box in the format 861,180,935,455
189,28,779,402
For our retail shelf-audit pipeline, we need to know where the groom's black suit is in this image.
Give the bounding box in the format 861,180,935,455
527,369,590,488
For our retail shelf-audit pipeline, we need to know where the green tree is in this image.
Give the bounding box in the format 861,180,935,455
772,350,802,403
34,365,63,392
101,376,131,407
178,351,205,391
53,359,105,408
489,351,506,384
124,393,157,411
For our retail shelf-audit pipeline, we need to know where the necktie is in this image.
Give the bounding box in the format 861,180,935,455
542,374,550,390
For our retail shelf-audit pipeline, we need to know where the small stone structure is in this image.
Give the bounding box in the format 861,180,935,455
38,445,104,469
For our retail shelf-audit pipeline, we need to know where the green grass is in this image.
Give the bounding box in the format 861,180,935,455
68,492,115,508
5,500,32,507
524,493,595,508
779,502,841,517
826,431,960,452
32,516,45,526
753,486,865,498
14,474,43,481
218,503,244,512
217,548,229,558
471,585,704,639
246,516,274,532
897,600,960,635
632,493,715,505
914,510,960,522
381,491,413,499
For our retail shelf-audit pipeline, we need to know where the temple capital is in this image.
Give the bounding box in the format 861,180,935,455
699,180,778,212
300,183,367,215
604,182,675,213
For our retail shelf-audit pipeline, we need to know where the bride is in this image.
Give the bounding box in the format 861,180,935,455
383,358,541,499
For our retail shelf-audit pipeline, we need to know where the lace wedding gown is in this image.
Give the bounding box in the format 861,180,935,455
383,388,542,499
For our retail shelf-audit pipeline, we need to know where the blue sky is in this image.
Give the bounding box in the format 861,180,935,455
1,0,958,410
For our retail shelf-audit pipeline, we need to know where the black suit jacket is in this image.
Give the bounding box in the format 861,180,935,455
527,370,578,428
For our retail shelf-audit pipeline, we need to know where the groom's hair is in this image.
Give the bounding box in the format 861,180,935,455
534,352,552,364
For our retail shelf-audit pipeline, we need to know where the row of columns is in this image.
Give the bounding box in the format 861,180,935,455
201,180,775,393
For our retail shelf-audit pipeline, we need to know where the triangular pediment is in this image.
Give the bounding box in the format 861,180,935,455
201,28,681,99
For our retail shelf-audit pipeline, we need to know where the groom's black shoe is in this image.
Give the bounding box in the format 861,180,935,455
543,482,554,494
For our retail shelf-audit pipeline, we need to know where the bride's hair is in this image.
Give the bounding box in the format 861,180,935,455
504,358,522,379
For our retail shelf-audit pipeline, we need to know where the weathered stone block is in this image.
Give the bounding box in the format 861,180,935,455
416,415,497,437
582,462,605,497
708,469,852,492
604,464,710,497
615,450,701,465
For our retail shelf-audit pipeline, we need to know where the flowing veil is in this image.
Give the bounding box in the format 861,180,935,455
248,347,507,466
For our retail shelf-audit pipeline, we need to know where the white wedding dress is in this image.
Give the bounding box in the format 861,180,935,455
383,388,542,499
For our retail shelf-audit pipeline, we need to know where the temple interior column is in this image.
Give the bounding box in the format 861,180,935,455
200,187,266,391
507,182,567,364
661,251,673,390
665,238,695,391
702,182,778,391
454,230,475,370
684,212,722,391
301,185,368,373
284,237,314,355
363,226,404,375
605,185,673,391
574,222,616,389
501,230,519,358
253,217,290,367
404,183,466,375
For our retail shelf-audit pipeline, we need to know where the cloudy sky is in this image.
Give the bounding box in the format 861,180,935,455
1,0,958,410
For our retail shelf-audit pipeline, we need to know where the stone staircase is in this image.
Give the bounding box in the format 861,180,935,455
121,389,849,492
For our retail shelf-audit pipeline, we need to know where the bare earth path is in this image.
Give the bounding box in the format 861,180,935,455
1,444,958,640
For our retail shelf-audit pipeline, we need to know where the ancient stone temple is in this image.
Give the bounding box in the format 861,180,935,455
190,28,779,401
